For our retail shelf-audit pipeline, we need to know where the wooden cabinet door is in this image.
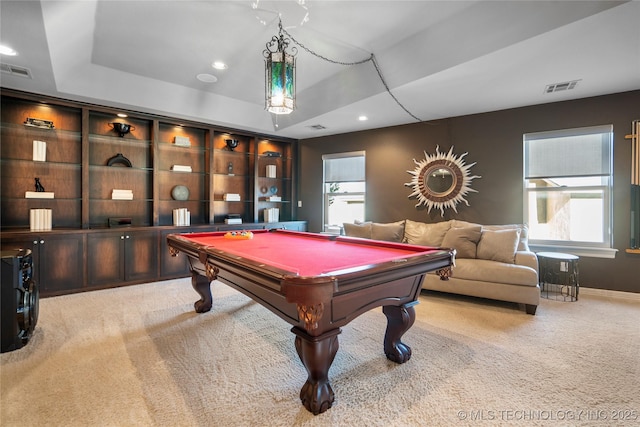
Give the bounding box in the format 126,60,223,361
1,233,84,296
38,234,84,294
87,232,125,287
1,236,41,286
159,229,190,279
124,230,158,282
88,230,158,287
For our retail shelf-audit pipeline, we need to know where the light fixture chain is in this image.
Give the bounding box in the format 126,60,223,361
370,55,422,122
280,24,422,122
281,26,372,66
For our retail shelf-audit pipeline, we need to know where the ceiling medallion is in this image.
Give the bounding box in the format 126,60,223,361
405,146,481,216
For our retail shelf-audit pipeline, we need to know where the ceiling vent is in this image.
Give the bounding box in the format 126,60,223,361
307,124,327,130
0,63,33,79
544,80,579,94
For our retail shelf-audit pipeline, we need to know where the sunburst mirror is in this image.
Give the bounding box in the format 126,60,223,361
405,146,481,216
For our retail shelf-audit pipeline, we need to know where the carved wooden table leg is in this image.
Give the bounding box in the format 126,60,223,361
191,272,212,313
292,327,341,415
382,302,417,364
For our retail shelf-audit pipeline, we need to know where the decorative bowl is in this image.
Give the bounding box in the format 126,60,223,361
109,122,135,137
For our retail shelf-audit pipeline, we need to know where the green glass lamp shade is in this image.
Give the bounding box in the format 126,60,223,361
266,51,295,114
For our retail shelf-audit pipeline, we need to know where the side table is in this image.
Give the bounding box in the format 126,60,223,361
537,252,579,302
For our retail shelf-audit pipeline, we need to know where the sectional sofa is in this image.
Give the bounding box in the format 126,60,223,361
343,219,540,314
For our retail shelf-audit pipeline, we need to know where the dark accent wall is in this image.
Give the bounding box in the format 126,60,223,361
298,90,640,293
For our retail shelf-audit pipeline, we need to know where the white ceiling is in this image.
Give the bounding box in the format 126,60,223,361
1,1,639,139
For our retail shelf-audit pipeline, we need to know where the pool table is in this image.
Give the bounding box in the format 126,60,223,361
167,229,455,414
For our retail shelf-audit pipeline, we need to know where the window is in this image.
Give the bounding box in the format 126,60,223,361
523,125,615,258
323,151,365,233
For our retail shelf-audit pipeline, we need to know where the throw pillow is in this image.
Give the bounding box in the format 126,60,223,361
476,228,521,264
403,220,451,246
441,225,482,258
484,224,529,251
343,222,372,239
371,220,405,242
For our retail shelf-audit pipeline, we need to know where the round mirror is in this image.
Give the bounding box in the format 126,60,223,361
424,165,456,196
406,146,481,216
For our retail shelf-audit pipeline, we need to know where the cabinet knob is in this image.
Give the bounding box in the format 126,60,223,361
121,236,125,240
33,240,38,245
125,235,130,239
40,240,44,244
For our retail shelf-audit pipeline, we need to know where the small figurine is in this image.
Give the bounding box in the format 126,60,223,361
34,177,45,192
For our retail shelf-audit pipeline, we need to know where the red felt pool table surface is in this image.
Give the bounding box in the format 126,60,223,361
182,230,441,277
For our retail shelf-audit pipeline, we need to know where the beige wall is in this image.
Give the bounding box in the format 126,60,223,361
298,90,640,293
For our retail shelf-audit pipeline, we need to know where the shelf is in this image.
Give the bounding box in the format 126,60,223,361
213,148,254,155
2,90,298,230
1,121,81,137
213,172,252,178
89,133,152,146
158,142,206,153
89,164,153,173
2,197,83,201
0,158,81,168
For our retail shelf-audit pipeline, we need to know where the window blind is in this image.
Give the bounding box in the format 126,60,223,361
323,151,365,183
524,125,612,179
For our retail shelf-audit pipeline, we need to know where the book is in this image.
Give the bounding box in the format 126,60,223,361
223,193,241,201
30,208,52,231
112,189,133,200
173,208,191,226
25,191,54,199
263,207,279,223
32,140,46,161
174,136,191,147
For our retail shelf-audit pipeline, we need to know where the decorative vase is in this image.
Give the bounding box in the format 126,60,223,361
225,139,239,151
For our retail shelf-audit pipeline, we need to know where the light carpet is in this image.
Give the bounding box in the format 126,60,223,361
1,279,639,426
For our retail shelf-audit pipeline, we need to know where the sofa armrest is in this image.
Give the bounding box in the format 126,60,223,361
515,251,538,274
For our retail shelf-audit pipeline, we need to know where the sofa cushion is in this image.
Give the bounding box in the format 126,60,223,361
343,222,372,239
477,228,521,264
404,220,451,246
441,225,482,258
371,220,405,242
483,224,529,251
439,258,538,287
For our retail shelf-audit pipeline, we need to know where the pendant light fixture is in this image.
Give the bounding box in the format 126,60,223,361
263,19,296,115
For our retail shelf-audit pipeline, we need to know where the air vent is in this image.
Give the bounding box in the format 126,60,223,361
308,124,326,130
545,80,579,94
0,63,33,79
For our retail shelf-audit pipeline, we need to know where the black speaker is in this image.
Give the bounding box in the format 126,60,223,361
1,248,39,353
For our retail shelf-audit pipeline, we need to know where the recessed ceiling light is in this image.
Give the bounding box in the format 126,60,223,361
117,113,128,118
212,61,228,70
358,115,368,121
196,73,218,83
0,45,17,56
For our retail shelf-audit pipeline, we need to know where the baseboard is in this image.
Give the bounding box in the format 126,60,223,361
580,287,640,302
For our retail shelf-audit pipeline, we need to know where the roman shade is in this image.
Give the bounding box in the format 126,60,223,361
323,151,365,183
524,125,612,179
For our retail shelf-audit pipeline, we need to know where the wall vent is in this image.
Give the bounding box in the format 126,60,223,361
0,63,33,79
308,124,326,130
545,80,579,94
